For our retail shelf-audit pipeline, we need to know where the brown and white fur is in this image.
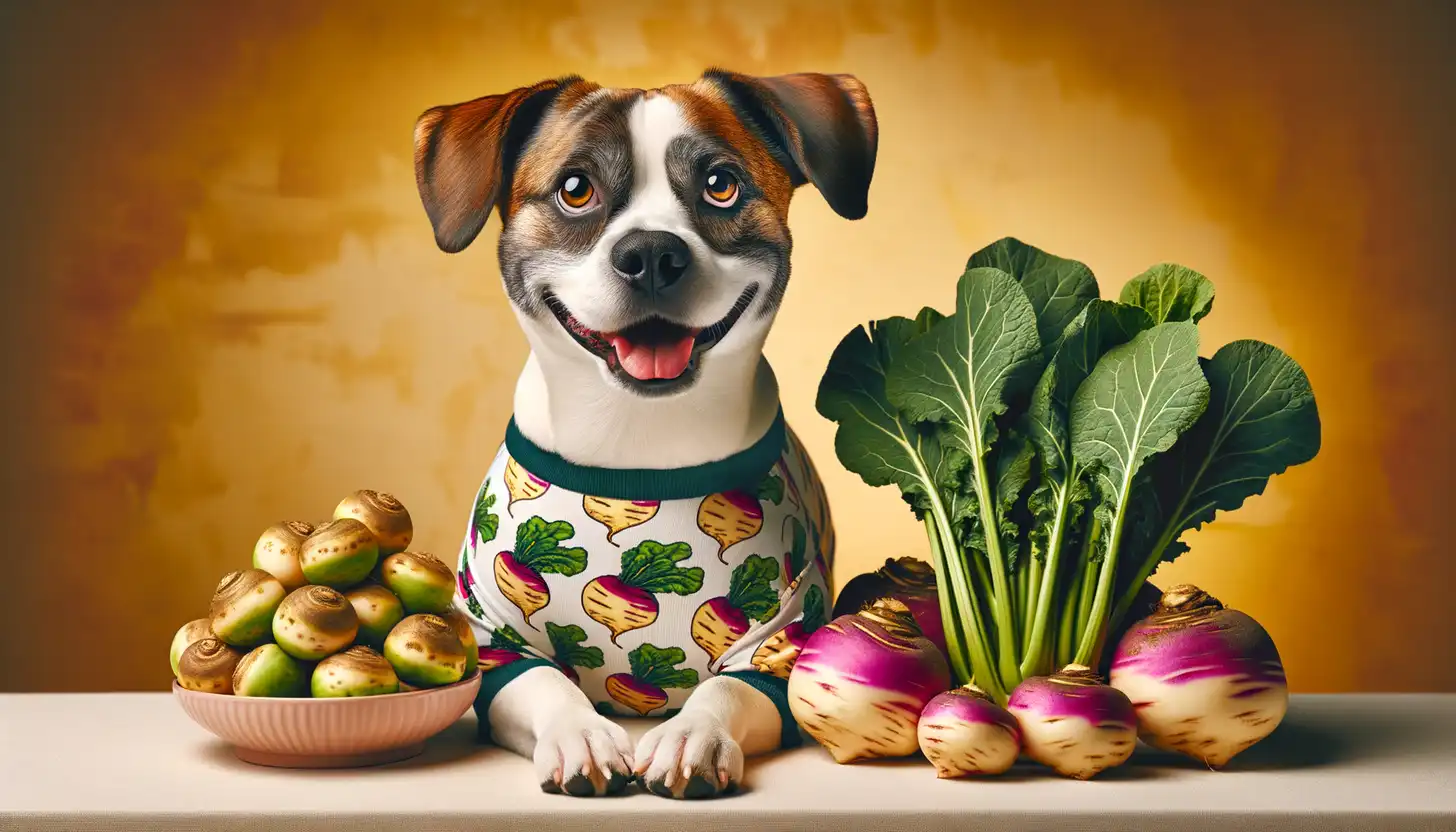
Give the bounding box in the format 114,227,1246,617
413,70,876,798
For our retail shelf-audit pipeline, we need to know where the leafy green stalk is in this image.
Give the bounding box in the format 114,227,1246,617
1068,322,1210,665
886,266,1044,687
1108,339,1322,630
815,317,993,687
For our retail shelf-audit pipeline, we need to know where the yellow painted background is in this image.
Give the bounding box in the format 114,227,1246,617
2,0,1452,693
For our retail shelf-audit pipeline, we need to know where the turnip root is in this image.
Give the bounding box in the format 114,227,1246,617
1008,663,1137,780
788,598,952,764
503,457,549,516
582,540,703,644
697,491,764,562
582,496,659,545
832,556,947,660
752,584,828,679
1109,584,1288,768
494,517,588,627
691,554,780,662
605,643,698,716
916,683,1022,778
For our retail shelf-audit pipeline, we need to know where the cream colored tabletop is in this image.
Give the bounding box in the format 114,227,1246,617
1,692,1452,832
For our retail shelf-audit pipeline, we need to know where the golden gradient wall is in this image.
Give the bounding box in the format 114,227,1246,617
2,0,1452,694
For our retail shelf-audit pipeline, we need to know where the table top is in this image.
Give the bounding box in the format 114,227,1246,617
1,692,1453,832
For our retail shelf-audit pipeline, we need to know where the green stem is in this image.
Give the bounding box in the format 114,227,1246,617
1075,498,1134,667
1107,523,1177,639
1071,516,1101,649
968,453,1020,687
1020,551,1041,657
1020,482,1072,677
926,517,1003,700
1055,569,1081,669
922,518,972,684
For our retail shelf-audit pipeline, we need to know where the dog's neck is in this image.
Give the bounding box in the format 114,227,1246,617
511,351,782,470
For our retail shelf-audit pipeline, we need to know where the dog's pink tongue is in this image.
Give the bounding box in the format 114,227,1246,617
610,335,696,380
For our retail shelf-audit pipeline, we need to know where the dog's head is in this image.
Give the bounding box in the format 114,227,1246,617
412,70,877,397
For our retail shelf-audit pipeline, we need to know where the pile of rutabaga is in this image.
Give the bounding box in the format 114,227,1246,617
168,490,479,699
789,237,1321,779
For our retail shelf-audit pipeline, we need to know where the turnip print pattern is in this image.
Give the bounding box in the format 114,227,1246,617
503,457,549,516
457,482,500,620
494,517,588,628
478,624,530,673
691,555,781,662
581,540,704,644
696,473,785,563
582,496,660,546
606,643,699,716
752,584,828,679
545,621,605,683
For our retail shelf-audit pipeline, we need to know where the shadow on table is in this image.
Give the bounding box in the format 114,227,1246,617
1135,702,1445,772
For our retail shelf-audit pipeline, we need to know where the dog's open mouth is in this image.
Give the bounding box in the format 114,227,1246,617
544,286,759,385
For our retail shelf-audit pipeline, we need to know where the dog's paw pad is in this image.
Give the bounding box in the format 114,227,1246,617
683,774,720,800
562,773,597,797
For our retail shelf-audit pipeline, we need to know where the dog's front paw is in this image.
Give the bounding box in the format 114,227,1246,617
634,711,744,799
534,710,634,797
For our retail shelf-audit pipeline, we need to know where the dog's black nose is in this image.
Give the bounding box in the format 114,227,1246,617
610,230,692,296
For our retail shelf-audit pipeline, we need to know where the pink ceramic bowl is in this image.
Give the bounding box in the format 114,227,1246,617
173,671,481,769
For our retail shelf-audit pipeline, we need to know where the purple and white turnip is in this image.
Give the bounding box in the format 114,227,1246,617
832,556,948,660
1008,663,1137,780
788,597,952,764
916,683,1021,777
1109,584,1288,768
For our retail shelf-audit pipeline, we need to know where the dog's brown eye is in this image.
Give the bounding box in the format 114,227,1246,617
703,169,739,208
557,175,596,212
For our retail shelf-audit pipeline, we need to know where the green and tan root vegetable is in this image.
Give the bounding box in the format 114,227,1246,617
379,550,455,615
333,490,413,556
441,610,480,676
312,645,400,697
815,238,1322,703
177,638,245,694
209,569,287,648
788,598,952,764
1110,585,1288,768
252,521,315,590
232,644,310,697
1008,664,1137,780
300,519,380,589
272,586,359,660
169,619,215,678
916,683,1022,777
344,583,405,650
383,614,467,687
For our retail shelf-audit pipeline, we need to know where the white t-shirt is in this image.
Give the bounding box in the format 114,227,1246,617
454,410,834,726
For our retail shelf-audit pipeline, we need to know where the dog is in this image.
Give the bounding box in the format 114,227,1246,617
412,69,877,799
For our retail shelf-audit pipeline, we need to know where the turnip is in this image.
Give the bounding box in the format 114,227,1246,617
333,489,413,556
1109,584,1288,768
272,585,360,661
177,638,245,694
832,556,947,660
788,598,952,764
493,517,588,628
313,645,400,697
503,457,549,516
691,554,780,662
581,539,703,644
478,624,529,673
582,495,660,546
384,614,467,687
442,610,480,677
299,518,380,589
1008,663,1137,780
169,618,215,678
605,643,698,716
252,520,315,590
696,474,784,562
546,621,605,684
233,644,309,698
752,584,827,679
916,683,1021,778
344,583,405,650
380,550,455,615
209,569,287,648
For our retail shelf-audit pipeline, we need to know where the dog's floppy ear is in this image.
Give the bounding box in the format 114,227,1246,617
702,69,878,220
413,77,577,253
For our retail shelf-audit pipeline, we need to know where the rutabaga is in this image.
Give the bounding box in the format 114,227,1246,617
788,598,952,764
816,237,1322,705
1110,585,1288,768
916,684,1021,777
1008,664,1137,780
